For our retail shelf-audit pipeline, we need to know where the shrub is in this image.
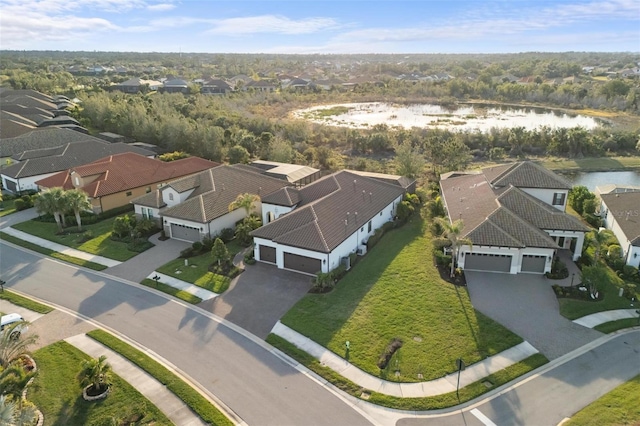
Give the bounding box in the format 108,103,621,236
313,271,335,291
112,215,136,239
201,236,215,251
192,241,203,252
13,198,27,211
434,251,452,267
622,265,640,283
545,257,569,279
134,218,157,237
377,338,403,370
366,228,384,250
395,200,415,223
98,204,134,220
382,221,396,233
244,250,256,265
77,230,93,243
623,283,637,299
219,228,235,243
415,187,429,205
583,213,601,228
179,247,195,258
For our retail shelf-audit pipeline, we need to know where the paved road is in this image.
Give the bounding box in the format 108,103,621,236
397,330,640,426
0,241,373,426
466,271,602,359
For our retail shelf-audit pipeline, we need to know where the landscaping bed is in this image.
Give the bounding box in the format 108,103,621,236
280,215,522,383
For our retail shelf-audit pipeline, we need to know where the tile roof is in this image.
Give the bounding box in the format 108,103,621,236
1,141,155,179
484,161,572,189
441,163,584,249
601,192,640,246
252,171,405,253
1,128,100,157
35,153,217,197
160,165,290,223
346,169,416,190
0,118,38,139
261,187,301,207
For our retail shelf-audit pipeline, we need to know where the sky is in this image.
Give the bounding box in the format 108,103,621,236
1,0,639,54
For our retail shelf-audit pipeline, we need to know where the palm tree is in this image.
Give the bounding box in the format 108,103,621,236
79,355,112,394
228,193,260,216
0,365,36,412
64,189,92,231
435,217,473,277
33,187,66,232
0,395,37,426
0,322,37,369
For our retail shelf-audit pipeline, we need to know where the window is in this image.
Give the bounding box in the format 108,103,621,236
169,193,174,201
146,187,151,193
126,191,132,197
368,221,372,233
552,192,565,206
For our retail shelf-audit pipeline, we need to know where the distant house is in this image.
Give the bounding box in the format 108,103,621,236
244,80,277,92
313,78,345,91
440,162,589,274
161,79,189,94
131,165,289,242
36,152,217,214
247,160,321,187
201,79,233,95
98,132,126,143
599,191,640,268
285,78,313,91
252,171,412,275
1,140,155,194
111,78,163,93
1,128,94,165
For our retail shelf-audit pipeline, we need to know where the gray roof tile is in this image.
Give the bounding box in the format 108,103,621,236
487,161,571,189
601,192,640,246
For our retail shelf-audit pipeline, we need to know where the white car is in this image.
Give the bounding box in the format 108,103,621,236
0,313,28,339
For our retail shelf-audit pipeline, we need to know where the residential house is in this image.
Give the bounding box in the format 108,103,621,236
1,128,95,166
252,170,413,275
244,80,278,92
440,162,590,274
111,78,163,93
599,191,640,268
247,160,321,187
35,152,217,214
201,79,233,95
161,79,189,94
1,140,155,194
131,165,290,242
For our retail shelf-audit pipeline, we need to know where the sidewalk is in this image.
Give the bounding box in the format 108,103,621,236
66,334,208,426
271,321,539,398
573,309,639,328
146,271,218,301
2,227,121,268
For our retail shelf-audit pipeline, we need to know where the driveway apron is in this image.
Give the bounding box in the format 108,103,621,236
465,271,602,359
198,262,313,339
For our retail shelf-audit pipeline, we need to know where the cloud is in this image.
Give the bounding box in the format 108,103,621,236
147,2,175,12
204,15,341,35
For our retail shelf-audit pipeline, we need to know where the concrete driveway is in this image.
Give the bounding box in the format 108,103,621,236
198,262,313,339
465,271,602,360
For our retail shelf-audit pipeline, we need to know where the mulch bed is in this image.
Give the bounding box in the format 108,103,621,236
436,263,467,286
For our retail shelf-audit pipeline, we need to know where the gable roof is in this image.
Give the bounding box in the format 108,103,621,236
484,161,571,190
0,128,99,157
1,141,155,179
601,192,640,246
252,171,405,253
158,165,290,223
35,153,217,197
261,186,301,207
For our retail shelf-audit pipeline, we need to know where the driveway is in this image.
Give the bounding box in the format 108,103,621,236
0,207,39,229
198,262,313,339
465,271,602,360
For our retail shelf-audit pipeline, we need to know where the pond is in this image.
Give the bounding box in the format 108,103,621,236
561,170,640,191
294,102,602,132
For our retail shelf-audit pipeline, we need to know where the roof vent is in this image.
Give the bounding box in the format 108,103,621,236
353,179,357,191
362,190,366,200
369,192,372,202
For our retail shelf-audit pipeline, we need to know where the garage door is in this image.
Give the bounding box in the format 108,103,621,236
259,245,276,263
521,255,546,273
283,252,322,275
464,253,512,273
4,179,17,193
170,223,200,242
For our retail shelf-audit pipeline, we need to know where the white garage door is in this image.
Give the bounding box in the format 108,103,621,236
170,223,200,242
521,255,546,273
464,253,512,273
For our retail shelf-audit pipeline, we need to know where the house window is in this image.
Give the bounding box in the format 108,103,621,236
552,192,565,206
146,187,151,193
169,193,174,201
126,191,132,197
368,221,372,233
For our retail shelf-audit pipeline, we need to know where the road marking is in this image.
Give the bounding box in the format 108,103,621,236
470,408,498,426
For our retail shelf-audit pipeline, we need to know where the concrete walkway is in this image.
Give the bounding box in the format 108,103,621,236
272,321,539,398
2,226,121,267
573,309,640,328
145,271,218,301
66,334,208,426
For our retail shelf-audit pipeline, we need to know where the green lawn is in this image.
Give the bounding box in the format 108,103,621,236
30,341,172,426
0,199,17,217
12,216,147,261
558,266,639,320
540,156,640,172
0,231,108,271
156,240,244,294
594,318,639,334
87,329,233,426
281,215,523,383
140,278,202,304
565,375,640,426
0,289,53,314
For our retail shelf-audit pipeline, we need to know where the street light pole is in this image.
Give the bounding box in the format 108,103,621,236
456,358,465,403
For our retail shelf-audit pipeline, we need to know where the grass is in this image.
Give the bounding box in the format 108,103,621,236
281,215,523,383
30,341,172,425
87,329,233,426
594,318,639,333
140,278,202,304
564,375,640,426
558,266,639,320
156,240,244,295
0,199,17,217
267,333,548,410
540,156,640,172
0,289,53,314
12,216,144,261
0,231,108,271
